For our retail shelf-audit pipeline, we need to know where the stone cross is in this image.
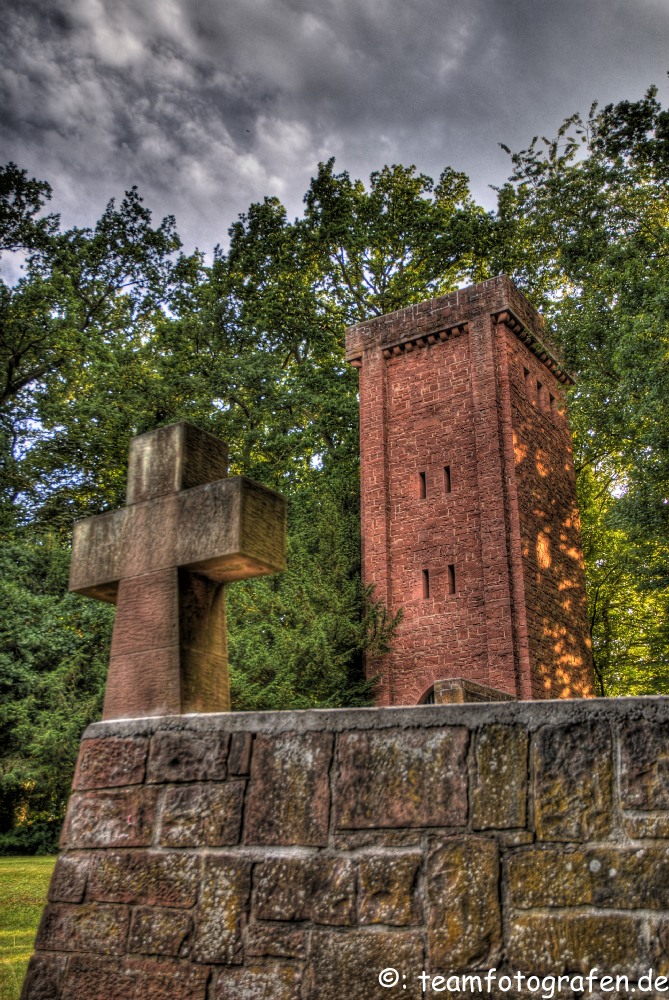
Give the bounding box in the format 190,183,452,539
69,422,286,720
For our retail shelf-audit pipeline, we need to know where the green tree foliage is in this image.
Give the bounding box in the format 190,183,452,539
0,162,58,257
303,159,492,322
0,185,183,530
0,537,112,852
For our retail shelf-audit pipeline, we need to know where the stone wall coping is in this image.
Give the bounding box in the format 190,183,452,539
83,695,669,740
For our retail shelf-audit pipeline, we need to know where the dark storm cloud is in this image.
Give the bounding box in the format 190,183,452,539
1,0,668,256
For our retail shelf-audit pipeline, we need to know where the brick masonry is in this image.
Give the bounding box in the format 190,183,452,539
22,697,669,999
346,275,595,704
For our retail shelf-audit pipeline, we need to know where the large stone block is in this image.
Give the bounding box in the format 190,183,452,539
620,719,669,811
47,853,90,903
211,963,301,1000
60,788,160,849
127,907,193,958
507,913,651,976
228,731,253,776
35,903,129,956
73,737,148,789
159,782,244,847
146,729,228,783
427,837,501,969
358,852,422,926
303,930,424,1000
533,722,613,841
335,728,469,829
253,856,356,926
87,851,199,907
244,732,333,846
19,954,68,1000
191,855,251,964
471,724,528,829
508,846,669,910
70,476,286,599
59,955,210,1000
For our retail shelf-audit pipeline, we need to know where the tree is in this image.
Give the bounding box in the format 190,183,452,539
0,185,184,530
0,536,112,852
303,159,492,323
0,162,58,257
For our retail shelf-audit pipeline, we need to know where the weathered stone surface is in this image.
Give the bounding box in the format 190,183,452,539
87,851,199,907
71,478,286,600
624,814,669,839
228,731,253,776
358,852,421,925
47,853,90,903
656,921,669,977
60,955,210,1000
125,421,229,506
191,855,251,964
620,720,669,811
74,737,148,789
533,722,613,841
146,729,228,783
254,856,356,925
427,837,501,968
35,903,129,955
212,963,301,1000
19,953,68,1000
244,732,333,846
331,829,423,850
245,923,306,959
508,846,669,909
335,728,468,829
303,930,424,1000
60,788,160,849
160,782,244,847
128,907,193,958
472,724,527,829
507,914,651,976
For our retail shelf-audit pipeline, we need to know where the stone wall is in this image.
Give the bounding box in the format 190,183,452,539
23,697,669,999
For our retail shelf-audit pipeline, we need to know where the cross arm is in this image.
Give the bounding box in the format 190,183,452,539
69,476,287,602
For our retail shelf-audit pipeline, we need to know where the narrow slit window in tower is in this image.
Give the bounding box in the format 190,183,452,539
419,471,426,499
447,564,456,595
444,465,452,493
422,569,430,598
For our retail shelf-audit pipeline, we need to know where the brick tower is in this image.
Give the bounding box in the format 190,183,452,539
345,275,594,704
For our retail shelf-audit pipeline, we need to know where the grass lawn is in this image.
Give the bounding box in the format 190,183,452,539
0,857,55,1000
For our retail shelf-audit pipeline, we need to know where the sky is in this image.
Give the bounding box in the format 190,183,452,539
2,0,669,259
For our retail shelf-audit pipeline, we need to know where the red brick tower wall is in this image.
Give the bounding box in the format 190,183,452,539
346,275,594,704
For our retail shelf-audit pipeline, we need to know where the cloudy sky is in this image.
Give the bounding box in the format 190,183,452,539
2,0,669,257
